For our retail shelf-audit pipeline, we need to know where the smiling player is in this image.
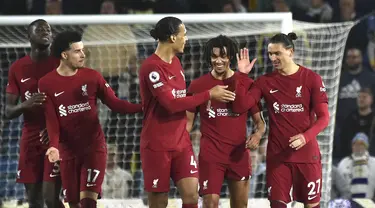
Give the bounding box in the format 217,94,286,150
186,35,266,208
232,32,329,208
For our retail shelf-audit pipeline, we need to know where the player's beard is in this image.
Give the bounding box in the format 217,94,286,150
36,43,50,51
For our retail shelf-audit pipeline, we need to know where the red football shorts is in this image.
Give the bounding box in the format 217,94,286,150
141,146,198,193
60,151,106,203
266,162,322,204
17,142,60,183
198,151,251,196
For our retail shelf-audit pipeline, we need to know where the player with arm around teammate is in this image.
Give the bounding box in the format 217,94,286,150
186,35,266,208
38,31,142,208
5,19,64,208
232,33,329,208
139,17,236,208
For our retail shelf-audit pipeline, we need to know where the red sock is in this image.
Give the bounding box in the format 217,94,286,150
80,198,97,208
182,204,198,208
270,201,287,208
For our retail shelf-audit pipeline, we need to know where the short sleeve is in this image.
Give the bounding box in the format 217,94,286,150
311,73,328,107
6,65,20,95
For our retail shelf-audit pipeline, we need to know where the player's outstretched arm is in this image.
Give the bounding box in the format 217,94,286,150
96,72,143,114
160,85,235,114
232,74,262,114
186,111,196,133
232,48,261,114
145,68,235,114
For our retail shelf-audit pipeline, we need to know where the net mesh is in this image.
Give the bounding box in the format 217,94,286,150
0,19,354,207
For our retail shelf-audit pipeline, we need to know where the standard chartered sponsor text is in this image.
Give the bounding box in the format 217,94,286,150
67,102,91,114
281,104,304,112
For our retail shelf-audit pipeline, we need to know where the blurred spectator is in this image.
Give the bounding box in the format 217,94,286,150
153,0,190,13
335,49,375,131
331,166,351,199
102,144,133,199
232,0,247,12
124,0,155,14
256,0,309,13
334,0,357,22
337,133,375,199
338,88,375,159
364,16,375,72
46,0,61,15
333,0,369,53
303,0,333,23
62,0,101,14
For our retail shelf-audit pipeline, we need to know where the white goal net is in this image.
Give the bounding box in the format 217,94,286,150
0,13,354,208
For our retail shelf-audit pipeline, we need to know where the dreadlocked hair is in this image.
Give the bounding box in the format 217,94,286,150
203,35,239,68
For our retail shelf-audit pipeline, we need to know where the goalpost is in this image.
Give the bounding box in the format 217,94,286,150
0,13,353,208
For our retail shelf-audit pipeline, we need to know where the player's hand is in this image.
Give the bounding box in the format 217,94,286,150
236,48,257,74
246,132,262,149
39,128,49,144
289,134,307,150
46,147,60,163
21,93,46,109
209,85,236,103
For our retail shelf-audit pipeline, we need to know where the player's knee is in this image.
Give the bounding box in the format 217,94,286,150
148,192,168,208
203,194,220,208
270,200,287,208
181,190,199,204
305,202,320,208
79,190,98,201
230,198,248,208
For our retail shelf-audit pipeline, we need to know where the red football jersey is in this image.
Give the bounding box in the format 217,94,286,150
234,66,328,163
188,72,261,163
6,56,59,155
38,68,142,159
139,54,210,151
188,72,260,145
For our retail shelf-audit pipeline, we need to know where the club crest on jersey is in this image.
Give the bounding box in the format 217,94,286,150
82,84,88,96
296,86,302,97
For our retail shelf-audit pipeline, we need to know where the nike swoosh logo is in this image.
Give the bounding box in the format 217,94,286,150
49,173,59,177
168,76,175,80
270,89,278,93
54,91,64,97
21,78,31,83
308,195,317,200
190,170,198,174
86,183,96,187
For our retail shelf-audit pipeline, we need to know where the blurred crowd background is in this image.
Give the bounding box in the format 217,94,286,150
1,0,375,207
